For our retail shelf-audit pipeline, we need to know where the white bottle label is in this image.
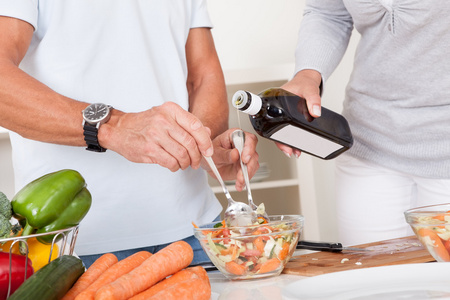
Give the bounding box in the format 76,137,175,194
270,125,343,158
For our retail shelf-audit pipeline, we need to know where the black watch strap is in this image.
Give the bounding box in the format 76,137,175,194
83,123,107,152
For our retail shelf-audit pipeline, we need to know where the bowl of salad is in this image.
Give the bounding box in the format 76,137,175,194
404,203,450,262
193,214,303,280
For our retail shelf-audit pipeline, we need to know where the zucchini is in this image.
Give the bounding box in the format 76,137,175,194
9,255,85,300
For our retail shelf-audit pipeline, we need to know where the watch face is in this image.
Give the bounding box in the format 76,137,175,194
83,103,110,123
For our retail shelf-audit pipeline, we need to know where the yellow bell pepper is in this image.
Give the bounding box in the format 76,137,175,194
0,237,59,271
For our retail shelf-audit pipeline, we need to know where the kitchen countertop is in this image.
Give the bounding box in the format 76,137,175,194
209,271,305,300
207,249,311,300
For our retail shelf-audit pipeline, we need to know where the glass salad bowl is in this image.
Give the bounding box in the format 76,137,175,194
193,215,303,280
404,203,450,262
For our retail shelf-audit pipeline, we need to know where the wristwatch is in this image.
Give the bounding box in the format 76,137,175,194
82,103,113,152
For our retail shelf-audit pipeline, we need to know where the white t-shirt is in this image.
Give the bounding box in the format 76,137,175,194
1,0,222,255
378,0,392,8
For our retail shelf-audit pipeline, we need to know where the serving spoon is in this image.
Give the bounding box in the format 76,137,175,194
203,155,257,227
231,129,269,221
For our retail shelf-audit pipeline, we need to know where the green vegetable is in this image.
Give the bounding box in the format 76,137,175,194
11,169,92,251
0,192,20,240
0,191,12,220
214,222,223,228
8,255,84,300
214,243,227,250
0,214,11,240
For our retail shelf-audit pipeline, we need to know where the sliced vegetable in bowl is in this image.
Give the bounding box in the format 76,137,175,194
404,203,450,262
193,215,303,280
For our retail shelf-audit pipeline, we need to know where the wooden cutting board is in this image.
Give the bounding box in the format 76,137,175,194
282,236,435,277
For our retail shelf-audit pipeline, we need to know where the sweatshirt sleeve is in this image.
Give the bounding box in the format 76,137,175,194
191,0,213,29
295,0,354,82
0,0,38,30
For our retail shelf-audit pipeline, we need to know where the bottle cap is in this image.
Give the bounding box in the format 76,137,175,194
232,90,262,115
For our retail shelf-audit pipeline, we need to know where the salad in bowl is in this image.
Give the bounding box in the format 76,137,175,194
193,214,303,280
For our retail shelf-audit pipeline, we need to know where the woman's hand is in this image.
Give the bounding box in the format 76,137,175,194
278,69,323,158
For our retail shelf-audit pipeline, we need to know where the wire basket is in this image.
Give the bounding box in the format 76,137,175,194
0,225,79,299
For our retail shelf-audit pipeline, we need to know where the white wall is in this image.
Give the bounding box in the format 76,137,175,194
208,0,304,82
0,136,14,199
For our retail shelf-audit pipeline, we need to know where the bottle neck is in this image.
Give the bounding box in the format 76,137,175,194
232,90,262,115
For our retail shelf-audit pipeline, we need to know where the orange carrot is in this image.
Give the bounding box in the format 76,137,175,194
225,261,246,276
231,243,239,260
187,265,210,284
278,242,290,261
143,276,210,300
418,228,450,261
129,266,209,300
445,239,450,253
62,253,118,300
258,258,281,274
74,251,152,300
95,241,194,300
254,236,266,253
432,210,450,221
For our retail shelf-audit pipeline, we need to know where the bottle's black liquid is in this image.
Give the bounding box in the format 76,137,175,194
232,88,353,160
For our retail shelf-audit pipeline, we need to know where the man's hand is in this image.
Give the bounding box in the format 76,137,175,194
201,128,259,191
101,102,214,172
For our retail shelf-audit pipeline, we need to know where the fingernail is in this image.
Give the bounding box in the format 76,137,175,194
244,155,251,163
313,105,321,117
205,147,214,157
283,151,291,158
295,152,301,159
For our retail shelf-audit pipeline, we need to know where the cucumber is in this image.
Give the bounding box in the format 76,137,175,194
9,255,85,300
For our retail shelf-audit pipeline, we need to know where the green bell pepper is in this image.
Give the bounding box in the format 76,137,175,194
11,169,92,250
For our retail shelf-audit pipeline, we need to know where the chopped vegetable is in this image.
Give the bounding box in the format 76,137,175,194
411,211,450,262
197,217,300,279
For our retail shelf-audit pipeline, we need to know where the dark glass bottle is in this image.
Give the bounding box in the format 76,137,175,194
232,88,353,160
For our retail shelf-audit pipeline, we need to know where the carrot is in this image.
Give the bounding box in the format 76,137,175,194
278,241,290,261
445,239,450,253
225,261,246,276
220,244,235,256
258,257,281,274
74,251,152,300
187,265,210,283
257,216,268,224
129,266,209,300
62,253,118,300
95,241,194,300
418,228,450,261
254,236,266,253
143,276,210,300
231,243,239,260
432,210,450,221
